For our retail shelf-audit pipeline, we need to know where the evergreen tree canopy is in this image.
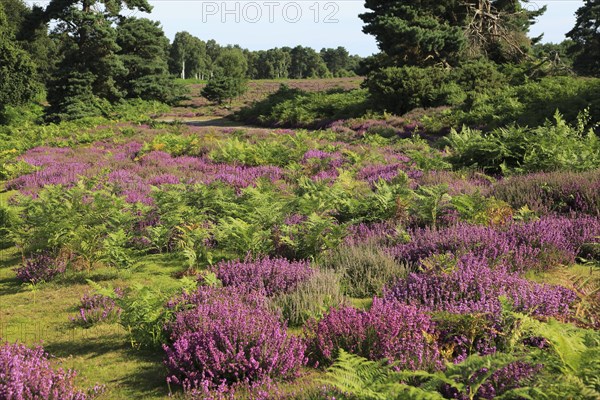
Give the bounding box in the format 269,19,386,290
0,2,41,110
360,0,545,67
42,0,152,120
567,0,600,77
117,17,185,103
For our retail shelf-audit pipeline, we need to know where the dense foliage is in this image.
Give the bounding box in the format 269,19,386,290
0,341,103,399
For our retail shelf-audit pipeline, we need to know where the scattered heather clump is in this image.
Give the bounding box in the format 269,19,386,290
418,170,492,196
439,361,543,400
344,221,409,247
384,254,577,319
492,169,600,215
305,297,443,370
0,341,103,400
215,257,314,297
433,312,499,363
270,269,345,327
14,252,67,284
389,216,600,272
319,243,409,297
164,287,307,394
71,289,124,327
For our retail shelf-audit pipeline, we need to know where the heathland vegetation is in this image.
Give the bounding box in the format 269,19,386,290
1,0,600,399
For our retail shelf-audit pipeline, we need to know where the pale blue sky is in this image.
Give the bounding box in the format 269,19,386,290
28,0,584,56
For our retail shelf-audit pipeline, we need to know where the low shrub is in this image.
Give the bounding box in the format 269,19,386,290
384,254,577,319
389,216,600,272
318,243,408,297
270,269,345,327
235,85,369,128
215,257,314,297
444,111,600,174
71,289,123,327
0,341,103,399
305,297,443,370
164,287,306,394
363,66,463,115
14,252,67,284
492,169,600,216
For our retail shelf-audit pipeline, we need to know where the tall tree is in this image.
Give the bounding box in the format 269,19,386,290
117,17,185,103
289,46,328,78
360,0,544,67
567,0,600,77
42,0,152,120
169,31,210,79
1,0,57,85
0,2,40,112
214,47,248,78
320,47,351,76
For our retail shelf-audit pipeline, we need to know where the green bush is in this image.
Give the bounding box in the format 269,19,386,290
445,111,600,174
236,85,369,127
271,269,344,327
363,66,460,115
201,76,247,104
452,75,600,129
319,243,409,298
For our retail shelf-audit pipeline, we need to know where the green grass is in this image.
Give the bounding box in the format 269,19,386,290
0,249,189,399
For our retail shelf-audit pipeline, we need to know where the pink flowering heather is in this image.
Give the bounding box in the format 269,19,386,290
383,255,576,319
440,361,543,400
215,257,314,297
344,221,404,246
164,287,307,393
0,341,103,400
492,170,600,215
388,216,600,272
71,289,124,327
14,252,67,284
305,297,443,370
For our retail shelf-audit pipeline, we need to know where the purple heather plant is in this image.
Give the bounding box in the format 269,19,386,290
388,216,600,272
440,361,542,400
0,341,103,400
305,297,443,370
383,254,576,320
14,252,67,284
215,257,314,297
164,287,307,394
71,289,124,327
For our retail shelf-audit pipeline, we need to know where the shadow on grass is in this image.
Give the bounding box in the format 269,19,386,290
114,349,170,399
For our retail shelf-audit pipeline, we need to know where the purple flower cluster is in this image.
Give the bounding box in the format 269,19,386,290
14,252,67,284
344,222,402,246
305,297,443,370
357,164,405,186
388,216,600,272
71,289,123,327
215,257,314,297
492,169,600,215
440,361,542,400
383,255,576,319
9,143,286,202
0,341,103,399
164,287,307,394
419,170,492,196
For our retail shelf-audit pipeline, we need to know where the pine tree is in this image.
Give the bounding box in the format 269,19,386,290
567,0,600,77
360,0,545,67
42,0,152,120
116,17,186,103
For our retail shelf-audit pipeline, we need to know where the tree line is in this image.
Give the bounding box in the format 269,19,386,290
0,0,362,121
1,0,598,121
356,0,600,115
